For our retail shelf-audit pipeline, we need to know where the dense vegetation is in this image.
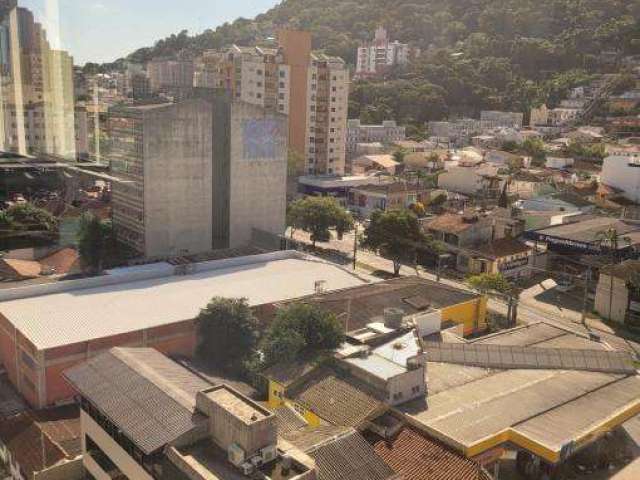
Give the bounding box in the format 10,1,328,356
101,0,640,132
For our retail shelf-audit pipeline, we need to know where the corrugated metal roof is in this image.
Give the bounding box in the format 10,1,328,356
424,342,636,375
402,369,625,448
1,257,368,350
64,348,211,455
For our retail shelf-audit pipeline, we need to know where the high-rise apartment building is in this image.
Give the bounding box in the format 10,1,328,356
355,27,416,78
194,46,291,114
147,57,195,98
346,119,406,159
0,3,76,160
193,31,349,177
108,91,288,258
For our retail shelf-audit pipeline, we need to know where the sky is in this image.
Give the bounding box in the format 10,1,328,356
20,0,281,65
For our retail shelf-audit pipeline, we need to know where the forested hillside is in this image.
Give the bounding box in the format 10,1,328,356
115,0,640,134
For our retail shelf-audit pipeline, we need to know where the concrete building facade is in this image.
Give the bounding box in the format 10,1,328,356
109,93,287,258
346,119,405,160
600,153,640,204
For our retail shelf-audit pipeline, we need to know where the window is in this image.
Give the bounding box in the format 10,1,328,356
279,82,285,88
280,70,286,78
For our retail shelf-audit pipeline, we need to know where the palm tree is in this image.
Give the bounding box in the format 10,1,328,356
596,228,631,260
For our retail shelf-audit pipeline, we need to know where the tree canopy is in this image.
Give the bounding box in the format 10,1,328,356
467,272,513,294
288,196,354,245
111,0,640,132
196,297,260,373
77,213,114,274
360,209,427,275
261,303,345,367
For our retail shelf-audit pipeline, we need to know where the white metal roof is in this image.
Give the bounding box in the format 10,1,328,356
1,256,369,350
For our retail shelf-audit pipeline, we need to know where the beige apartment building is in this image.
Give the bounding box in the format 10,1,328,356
193,30,349,177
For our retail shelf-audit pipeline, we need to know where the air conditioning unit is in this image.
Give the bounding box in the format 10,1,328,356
261,444,277,463
240,462,254,476
228,443,246,467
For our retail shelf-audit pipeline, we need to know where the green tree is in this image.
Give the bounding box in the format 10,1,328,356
77,213,113,274
287,196,354,246
360,209,426,276
467,273,513,294
393,147,408,164
2,203,58,232
196,297,259,372
261,303,345,367
521,137,547,162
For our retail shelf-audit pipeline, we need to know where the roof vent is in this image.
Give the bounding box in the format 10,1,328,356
315,280,327,294
384,308,404,329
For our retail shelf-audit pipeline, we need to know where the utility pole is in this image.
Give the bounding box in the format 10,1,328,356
581,267,592,325
352,221,359,271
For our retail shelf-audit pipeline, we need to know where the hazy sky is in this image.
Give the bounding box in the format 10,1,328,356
20,0,281,65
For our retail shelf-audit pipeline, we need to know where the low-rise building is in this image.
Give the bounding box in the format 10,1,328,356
467,237,535,280
595,260,640,326
347,181,432,217
346,119,405,159
600,152,640,204
64,348,318,480
352,154,401,176
297,174,393,205
524,216,640,255
480,110,524,129
0,251,369,408
0,405,82,480
437,164,503,198
485,150,524,168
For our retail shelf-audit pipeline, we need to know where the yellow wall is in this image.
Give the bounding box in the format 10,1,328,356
441,297,488,336
268,380,286,409
267,380,321,427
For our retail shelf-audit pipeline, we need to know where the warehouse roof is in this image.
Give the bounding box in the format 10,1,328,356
265,276,478,334
1,254,369,350
401,368,640,463
64,348,211,455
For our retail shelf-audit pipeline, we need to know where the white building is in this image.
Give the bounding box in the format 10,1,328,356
355,27,413,78
600,153,640,204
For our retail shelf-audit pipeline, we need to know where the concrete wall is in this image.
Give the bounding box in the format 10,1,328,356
34,457,83,480
81,410,154,480
143,100,214,257
595,274,629,324
228,102,287,247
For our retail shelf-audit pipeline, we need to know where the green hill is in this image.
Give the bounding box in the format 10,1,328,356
116,0,640,135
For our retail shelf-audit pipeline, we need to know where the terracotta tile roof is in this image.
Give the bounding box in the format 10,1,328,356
273,405,308,434
474,238,532,260
368,425,491,480
0,405,80,479
308,430,397,480
426,213,476,234
39,248,81,275
0,258,41,279
290,368,385,427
